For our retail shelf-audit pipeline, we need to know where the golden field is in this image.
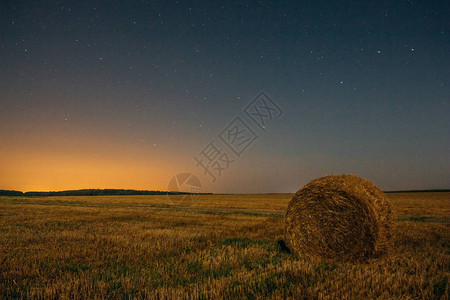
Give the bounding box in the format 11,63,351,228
0,192,448,299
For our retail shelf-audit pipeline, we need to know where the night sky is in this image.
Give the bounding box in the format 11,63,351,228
1,1,449,193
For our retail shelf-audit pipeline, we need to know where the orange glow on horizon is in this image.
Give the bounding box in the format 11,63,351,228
0,139,188,192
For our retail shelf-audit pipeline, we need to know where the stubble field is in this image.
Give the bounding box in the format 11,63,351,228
0,192,448,299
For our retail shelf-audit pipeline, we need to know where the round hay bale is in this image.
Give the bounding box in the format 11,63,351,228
285,174,394,261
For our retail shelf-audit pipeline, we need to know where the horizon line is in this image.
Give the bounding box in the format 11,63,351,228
1,188,450,196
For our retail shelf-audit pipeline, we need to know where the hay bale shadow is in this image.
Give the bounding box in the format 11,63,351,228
277,239,291,253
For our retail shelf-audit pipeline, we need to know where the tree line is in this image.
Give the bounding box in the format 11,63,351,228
0,189,210,197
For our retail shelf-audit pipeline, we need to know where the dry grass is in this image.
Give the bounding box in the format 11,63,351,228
285,175,394,261
0,192,448,299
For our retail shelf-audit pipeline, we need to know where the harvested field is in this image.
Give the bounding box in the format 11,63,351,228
0,192,448,299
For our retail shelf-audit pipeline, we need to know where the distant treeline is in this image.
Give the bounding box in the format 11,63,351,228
0,189,211,197
0,189,448,197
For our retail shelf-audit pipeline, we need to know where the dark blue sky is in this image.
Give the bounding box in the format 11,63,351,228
1,0,449,192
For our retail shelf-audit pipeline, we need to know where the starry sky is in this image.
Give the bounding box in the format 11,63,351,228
1,0,449,193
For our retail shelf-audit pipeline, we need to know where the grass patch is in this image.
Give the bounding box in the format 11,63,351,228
222,237,269,248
